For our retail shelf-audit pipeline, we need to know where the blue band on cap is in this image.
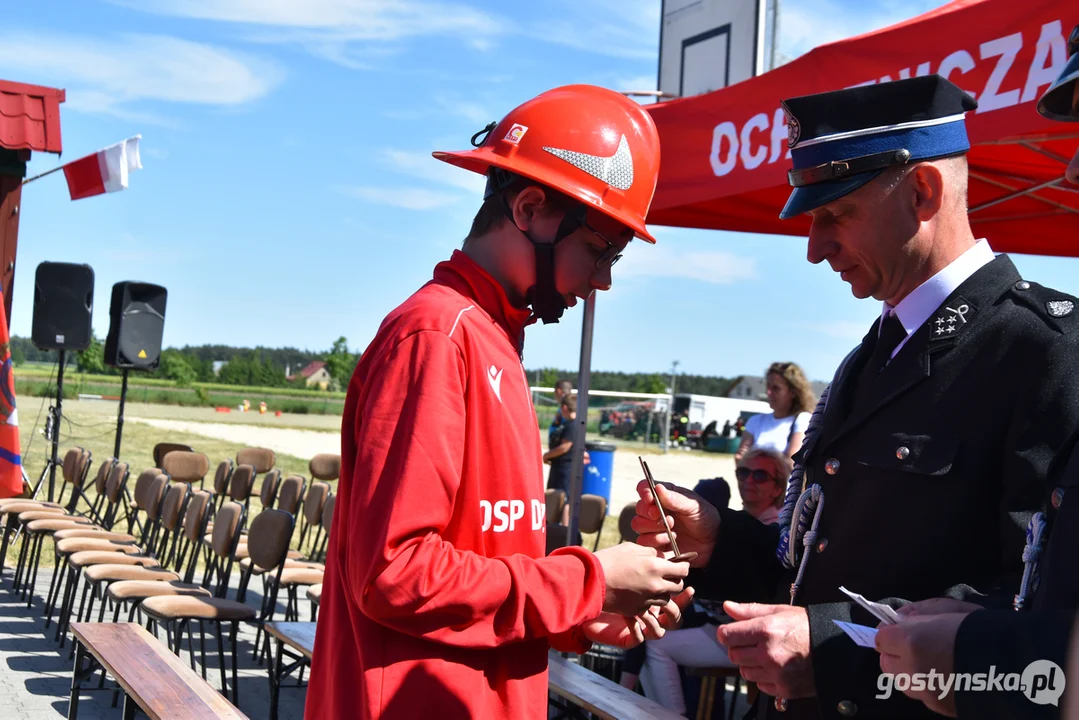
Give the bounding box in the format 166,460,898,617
791,120,971,172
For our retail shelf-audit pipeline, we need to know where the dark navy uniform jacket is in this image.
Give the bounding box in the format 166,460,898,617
691,255,1079,720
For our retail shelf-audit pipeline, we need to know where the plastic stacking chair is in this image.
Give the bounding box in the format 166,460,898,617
579,494,608,552
141,506,293,707
153,442,195,469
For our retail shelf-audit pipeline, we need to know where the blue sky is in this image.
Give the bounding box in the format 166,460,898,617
4,0,1079,383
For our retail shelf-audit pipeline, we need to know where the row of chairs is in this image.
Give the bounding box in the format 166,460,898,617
0,444,341,707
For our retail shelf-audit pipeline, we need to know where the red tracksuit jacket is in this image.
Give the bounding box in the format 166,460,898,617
306,250,606,719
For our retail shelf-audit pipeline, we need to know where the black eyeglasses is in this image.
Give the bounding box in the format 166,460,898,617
736,467,776,483
579,218,623,268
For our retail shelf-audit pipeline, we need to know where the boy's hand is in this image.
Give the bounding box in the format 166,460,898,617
581,588,695,648
594,542,690,615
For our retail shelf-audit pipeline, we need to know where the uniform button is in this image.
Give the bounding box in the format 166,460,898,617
825,459,840,475
816,538,828,553
896,446,910,460
1052,487,1065,509
1015,280,1031,291
837,700,858,717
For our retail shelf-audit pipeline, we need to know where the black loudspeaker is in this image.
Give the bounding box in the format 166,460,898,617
104,281,167,370
32,262,95,351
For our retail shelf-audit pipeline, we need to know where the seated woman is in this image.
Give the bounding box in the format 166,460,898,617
734,362,816,462
635,449,792,715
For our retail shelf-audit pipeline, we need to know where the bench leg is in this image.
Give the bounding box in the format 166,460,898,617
122,692,137,720
270,635,283,720
68,641,88,720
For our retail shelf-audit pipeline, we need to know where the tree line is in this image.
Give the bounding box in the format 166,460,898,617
11,336,740,396
9,335,360,391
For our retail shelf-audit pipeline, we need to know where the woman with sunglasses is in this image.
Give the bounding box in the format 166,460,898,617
734,362,816,462
635,451,791,713
735,448,792,526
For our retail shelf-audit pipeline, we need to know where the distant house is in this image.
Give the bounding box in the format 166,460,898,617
727,376,767,400
287,361,332,390
727,375,830,405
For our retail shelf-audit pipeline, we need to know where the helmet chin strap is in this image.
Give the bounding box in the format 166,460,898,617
489,170,583,325
527,241,566,325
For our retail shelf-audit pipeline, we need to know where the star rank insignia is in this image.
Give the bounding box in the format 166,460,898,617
1046,300,1074,317
930,297,977,342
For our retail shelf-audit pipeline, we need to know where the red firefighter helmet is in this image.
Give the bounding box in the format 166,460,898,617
433,84,661,243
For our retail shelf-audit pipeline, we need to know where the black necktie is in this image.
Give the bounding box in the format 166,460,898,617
851,312,907,413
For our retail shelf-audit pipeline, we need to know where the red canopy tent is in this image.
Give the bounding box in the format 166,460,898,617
645,0,1079,257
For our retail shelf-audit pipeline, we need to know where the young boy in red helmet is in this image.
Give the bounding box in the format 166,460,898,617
306,85,692,719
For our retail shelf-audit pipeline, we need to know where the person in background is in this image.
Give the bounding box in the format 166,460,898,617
544,393,585,525
549,379,573,449
734,448,790,526
636,455,788,714
734,362,815,462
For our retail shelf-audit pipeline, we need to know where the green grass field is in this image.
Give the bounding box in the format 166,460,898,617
6,397,621,568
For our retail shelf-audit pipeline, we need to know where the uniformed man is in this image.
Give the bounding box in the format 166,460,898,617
875,26,1079,719
634,74,1079,720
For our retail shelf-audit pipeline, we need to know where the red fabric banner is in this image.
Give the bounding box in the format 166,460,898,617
0,295,23,499
647,0,1079,257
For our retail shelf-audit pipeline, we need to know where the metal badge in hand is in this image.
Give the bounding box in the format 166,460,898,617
639,456,697,563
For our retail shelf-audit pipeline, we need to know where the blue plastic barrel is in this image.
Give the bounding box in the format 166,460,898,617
582,441,616,508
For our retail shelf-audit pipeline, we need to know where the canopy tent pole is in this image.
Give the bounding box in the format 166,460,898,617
968,177,1072,215
565,293,596,547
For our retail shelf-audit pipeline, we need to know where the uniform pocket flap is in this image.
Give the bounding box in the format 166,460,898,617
855,432,957,476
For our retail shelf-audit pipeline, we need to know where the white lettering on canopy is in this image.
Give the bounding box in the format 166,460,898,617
707,19,1068,178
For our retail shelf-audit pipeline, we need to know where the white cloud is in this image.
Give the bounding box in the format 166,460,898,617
113,0,507,66
779,0,947,59
522,0,660,60
115,0,660,66
380,150,486,194
617,245,757,285
0,31,282,121
336,185,463,210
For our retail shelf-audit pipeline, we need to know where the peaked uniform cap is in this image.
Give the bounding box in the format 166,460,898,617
432,84,661,242
780,75,978,219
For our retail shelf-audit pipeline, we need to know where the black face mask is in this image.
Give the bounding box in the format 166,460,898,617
488,170,585,325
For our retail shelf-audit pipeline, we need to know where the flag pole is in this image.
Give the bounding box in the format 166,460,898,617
21,165,66,186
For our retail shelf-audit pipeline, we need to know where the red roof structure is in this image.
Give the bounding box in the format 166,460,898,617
287,361,328,382
0,79,65,323
645,0,1079,257
0,79,65,154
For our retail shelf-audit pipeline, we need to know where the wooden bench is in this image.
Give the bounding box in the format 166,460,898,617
264,622,316,720
70,622,246,720
547,650,685,720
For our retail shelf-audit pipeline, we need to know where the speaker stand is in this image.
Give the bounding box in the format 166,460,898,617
46,349,65,503
114,369,130,459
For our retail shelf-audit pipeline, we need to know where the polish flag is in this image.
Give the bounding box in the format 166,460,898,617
62,136,143,201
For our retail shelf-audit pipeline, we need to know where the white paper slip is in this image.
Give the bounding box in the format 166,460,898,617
833,620,879,649
839,586,900,626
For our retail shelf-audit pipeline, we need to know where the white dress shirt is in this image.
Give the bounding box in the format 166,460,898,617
879,239,996,360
